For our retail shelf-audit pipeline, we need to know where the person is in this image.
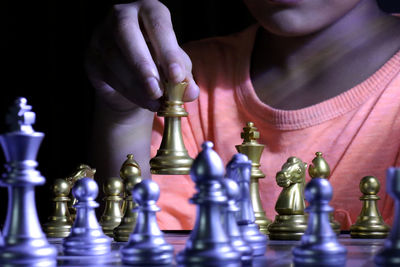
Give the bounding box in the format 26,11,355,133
86,0,400,230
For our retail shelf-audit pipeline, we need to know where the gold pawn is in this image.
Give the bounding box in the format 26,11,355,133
235,121,272,234
65,164,96,221
150,82,193,174
350,176,390,238
113,175,142,242
308,152,341,235
120,154,141,215
99,177,124,237
44,178,73,238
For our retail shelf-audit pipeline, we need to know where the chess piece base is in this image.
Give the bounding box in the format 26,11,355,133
268,214,308,240
44,223,72,238
254,211,272,235
350,222,390,239
0,239,57,267
239,223,268,256
176,247,241,267
150,151,193,175
292,241,347,266
64,235,111,256
121,238,174,265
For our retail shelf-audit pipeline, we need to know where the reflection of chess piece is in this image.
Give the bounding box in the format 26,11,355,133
350,176,390,238
150,82,193,174
100,177,124,237
120,154,141,215
268,157,308,240
0,97,57,266
308,152,341,235
114,175,142,242
44,178,73,238
236,122,271,234
374,168,400,266
292,178,347,266
66,164,96,221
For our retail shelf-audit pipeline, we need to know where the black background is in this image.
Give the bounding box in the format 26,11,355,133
0,0,399,228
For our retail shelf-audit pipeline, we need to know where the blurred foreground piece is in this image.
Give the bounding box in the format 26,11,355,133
100,177,124,237
121,179,173,265
150,82,193,174
0,97,57,266
227,153,267,256
236,122,271,234
350,176,390,238
114,174,142,242
44,178,73,238
221,178,253,265
176,142,241,267
308,152,341,235
65,164,96,221
268,157,308,240
63,177,111,255
292,178,347,266
374,168,400,266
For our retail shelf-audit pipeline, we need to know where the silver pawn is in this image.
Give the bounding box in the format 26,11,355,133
121,179,173,265
226,153,267,256
292,177,347,266
375,167,400,266
63,177,111,255
0,97,57,266
176,141,241,267
221,178,253,265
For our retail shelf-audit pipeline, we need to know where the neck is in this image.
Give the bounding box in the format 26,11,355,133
251,0,400,110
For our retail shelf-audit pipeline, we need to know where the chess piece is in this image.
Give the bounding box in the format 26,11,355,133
44,178,73,238
120,154,141,215
350,176,390,238
226,153,268,256
121,179,174,265
114,174,142,242
150,82,193,174
66,164,96,221
235,122,272,234
221,178,253,265
374,168,400,266
0,97,57,266
308,152,341,235
292,177,347,266
176,142,241,267
63,177,111,255
268,156,308,240
100,177,124,237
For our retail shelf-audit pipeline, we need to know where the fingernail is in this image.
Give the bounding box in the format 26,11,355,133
146,77,162,99
168,63,184,82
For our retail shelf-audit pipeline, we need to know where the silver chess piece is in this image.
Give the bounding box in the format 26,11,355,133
176,141,241,267
374,167,400,266
0,97,57,266
221,178,253,265
121,179,174,266
63,177,111,255
292,177,347,266
226,153,267,256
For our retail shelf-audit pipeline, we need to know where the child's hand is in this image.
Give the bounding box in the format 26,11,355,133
85,0,199,112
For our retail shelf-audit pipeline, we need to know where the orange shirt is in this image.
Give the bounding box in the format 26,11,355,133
151,24,400,231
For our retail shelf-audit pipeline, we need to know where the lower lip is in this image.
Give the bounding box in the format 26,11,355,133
267,0,303,5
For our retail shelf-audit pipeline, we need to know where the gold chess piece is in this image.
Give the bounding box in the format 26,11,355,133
268,157,308,240
235,121,272,234
113,175,142,242
350,176,390,238
65,164,96,221
44,178,73,238
99,177,124,237
120,154,141,215
308,152,341,235
150,82,193,174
